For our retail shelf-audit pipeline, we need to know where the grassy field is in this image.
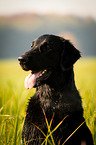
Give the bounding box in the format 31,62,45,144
0,58,96,145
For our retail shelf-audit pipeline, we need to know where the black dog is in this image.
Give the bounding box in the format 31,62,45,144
18,34,93,145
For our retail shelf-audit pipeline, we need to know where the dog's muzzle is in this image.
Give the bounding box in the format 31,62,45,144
18,56,29,71
18,56,28,64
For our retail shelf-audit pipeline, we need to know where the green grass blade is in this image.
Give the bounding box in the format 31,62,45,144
42,115,68,145
62,116,92,145
42,108,55,145
31,122,52,145
13,115,19,145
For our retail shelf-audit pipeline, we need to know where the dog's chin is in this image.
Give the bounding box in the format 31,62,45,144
24,69,52,89
20,64,29,71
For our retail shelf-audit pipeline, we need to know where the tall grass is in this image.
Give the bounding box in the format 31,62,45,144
0,58,96,144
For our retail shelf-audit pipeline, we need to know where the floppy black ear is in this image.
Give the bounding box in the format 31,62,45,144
60,40,81,71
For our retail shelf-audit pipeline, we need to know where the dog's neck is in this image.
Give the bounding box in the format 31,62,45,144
46,67,77,91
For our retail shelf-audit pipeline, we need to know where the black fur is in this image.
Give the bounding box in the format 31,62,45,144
18,34,93,145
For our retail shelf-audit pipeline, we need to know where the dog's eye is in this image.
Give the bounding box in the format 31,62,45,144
31,41,35,47
40,43,50,52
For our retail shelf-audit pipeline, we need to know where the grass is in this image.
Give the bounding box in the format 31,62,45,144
0,58,96,145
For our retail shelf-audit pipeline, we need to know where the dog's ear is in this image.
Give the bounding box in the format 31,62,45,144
60,40,81,71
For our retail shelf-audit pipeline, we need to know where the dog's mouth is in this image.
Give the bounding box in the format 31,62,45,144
25,69,52,89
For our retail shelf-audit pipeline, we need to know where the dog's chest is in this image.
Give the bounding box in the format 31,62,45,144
37,85,61,109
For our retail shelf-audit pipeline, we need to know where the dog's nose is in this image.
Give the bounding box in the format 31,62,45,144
18,56,28,64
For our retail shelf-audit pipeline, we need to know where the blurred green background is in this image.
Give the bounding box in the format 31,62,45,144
0,0,96,144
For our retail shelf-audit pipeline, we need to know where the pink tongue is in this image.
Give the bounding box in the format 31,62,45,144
25,72,40,89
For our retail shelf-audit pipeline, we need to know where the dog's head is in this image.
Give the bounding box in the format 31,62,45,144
18,34,81,89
